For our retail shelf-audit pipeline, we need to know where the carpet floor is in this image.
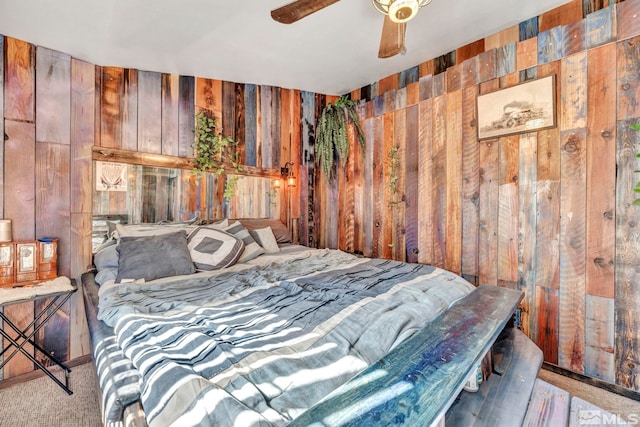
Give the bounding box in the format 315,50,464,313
0,362,102,427
0,362,638,426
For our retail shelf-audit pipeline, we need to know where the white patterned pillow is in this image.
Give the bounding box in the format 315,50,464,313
250,227,280,254
187,227,244,271
221,221,265,263
206,218,229,229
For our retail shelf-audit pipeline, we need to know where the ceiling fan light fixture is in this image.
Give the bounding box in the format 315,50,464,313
372,0,432,23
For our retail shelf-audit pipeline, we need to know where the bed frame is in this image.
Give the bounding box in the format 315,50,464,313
82,270,540,426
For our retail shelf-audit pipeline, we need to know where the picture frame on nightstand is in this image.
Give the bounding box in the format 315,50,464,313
16,242,37,283
0,242,14,286
38,238,58,280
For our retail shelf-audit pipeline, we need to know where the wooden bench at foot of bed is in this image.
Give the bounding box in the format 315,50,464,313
446,327,544,426
288,284,524,427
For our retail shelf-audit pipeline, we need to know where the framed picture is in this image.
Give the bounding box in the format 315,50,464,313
477,75,556,140
96,161,128,192
0,244,12,266
16,242,37,282
38,238,58,280
0,243,14,286
38,238,57,262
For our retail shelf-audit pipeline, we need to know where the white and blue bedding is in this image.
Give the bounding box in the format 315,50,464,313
95,246,474,427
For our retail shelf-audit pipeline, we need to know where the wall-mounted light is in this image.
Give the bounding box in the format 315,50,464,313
281,162,296,187
273,179,281,189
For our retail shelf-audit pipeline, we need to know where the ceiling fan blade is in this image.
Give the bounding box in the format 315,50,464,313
378,16,406,59
271,0,340,24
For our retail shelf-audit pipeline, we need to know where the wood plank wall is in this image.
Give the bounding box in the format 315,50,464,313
1,41,93,379
332,0,639,392
1,0,638,395
0,43,316,381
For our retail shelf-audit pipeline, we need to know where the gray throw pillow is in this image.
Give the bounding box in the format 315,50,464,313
236,218,292,243
95,268,117,286
116,231,195,283
94,244,119,271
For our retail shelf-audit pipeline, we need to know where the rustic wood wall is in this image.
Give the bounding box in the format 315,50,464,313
94,71,313,235
1,0,638,396
314,0,639,392
1,39,94,380
0,41,319,381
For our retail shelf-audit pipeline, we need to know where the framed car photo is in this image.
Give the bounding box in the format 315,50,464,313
477,75,556,140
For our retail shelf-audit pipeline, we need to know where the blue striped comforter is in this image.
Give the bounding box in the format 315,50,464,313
98,248,473,427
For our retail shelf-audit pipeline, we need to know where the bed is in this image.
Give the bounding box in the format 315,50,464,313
82,218,521,427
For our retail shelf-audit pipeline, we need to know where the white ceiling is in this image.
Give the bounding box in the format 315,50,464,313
0,0,570,95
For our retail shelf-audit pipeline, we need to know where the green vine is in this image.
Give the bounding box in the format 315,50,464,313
387,145,404,208
193,110,242,199
315,96,365,182
223,175,240,199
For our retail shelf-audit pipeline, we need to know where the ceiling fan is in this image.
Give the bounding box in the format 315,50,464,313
271,0,432,59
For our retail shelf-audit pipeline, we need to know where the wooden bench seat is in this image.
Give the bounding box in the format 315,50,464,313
288,284,523,427
446,329,627,427
446,327,544,427
523,379,570,426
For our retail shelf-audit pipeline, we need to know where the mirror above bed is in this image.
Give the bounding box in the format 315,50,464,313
91,154,283,251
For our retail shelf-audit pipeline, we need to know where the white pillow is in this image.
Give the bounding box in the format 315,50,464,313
208,218,229,229
250,227,280,254
221,221,265,262
115,223,197,240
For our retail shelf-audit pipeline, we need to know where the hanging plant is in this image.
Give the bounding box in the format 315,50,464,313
315,96,365,182
193,110,242,199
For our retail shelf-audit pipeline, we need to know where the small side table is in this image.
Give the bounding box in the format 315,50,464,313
0,277,77,395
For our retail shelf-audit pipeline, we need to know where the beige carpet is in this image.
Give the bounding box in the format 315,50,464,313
0,363,102,427
0,362,639,426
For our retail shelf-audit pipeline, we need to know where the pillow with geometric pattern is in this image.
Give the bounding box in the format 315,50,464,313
220,221,265,263
187,226,245,271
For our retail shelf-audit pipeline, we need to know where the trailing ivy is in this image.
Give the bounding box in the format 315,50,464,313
193,110,242,199
315,96,365,182
387,146,399,191
387,145,402,208
223,175,240,199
